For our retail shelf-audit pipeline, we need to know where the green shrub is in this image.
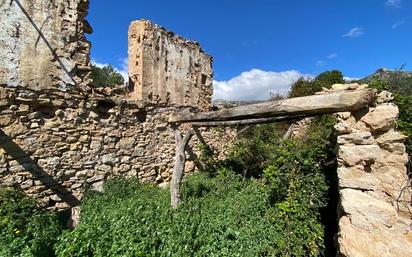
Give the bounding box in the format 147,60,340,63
361,69,412,95
223,115,337,256
0,187,63,257
55,173,284,257
367,79,412,157
225,124,282,178
395,94,412,155
264,115,337,256
289,70,344,97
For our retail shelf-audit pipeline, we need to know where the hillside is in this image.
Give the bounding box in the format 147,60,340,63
359,68,412,95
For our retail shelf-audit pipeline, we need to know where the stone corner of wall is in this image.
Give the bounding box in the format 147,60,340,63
331,83,412,257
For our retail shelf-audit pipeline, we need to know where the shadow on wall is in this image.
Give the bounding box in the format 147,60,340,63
13,0,78,87
0,129,80,207
186,128,213,171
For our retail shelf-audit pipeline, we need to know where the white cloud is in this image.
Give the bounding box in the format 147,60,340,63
386,0,401,8
91,59,108,69
316,53,338,67
316,60,327,67
344,76,361,81
343,27,365,38
392,20,406,29
91,58,129,82
213,69,312,101
327,53,338,59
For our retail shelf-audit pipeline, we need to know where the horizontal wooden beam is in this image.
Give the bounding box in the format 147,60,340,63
169,89,375,123
190,116,305,127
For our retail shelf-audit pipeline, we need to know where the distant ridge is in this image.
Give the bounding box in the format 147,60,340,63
359,68,412,95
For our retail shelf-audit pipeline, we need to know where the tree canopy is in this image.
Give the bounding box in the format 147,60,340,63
289,70,344,98
90,64,125,87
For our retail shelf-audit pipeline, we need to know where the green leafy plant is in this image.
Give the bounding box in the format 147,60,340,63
0,187,63,257
289,70,344,98
196,143,216,174
193,114,338,256
54,173,283,257
225,124,282,178
225,115,337,256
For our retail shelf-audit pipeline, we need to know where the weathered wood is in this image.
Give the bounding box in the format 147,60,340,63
169,89,375,123
190,116,305,127
282,124,295,140
170,129,194,209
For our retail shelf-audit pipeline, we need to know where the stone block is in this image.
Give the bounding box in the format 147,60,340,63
337,131,376,145
338,145,381,167
340,188,398,230
337,167,380,191
360,104,399,132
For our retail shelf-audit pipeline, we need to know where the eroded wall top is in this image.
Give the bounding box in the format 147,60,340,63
0,0,92,93
128,20,213,111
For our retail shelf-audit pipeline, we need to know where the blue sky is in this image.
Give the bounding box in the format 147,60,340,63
88,0,411,100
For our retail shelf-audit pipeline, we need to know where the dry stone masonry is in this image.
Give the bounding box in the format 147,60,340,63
328,84,412,257
0,0,234,211
128,20,213,111
0,0,92,92
288,84,411,256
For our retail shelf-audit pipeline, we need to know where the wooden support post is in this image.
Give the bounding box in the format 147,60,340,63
170,129,194,209
282,124,295,140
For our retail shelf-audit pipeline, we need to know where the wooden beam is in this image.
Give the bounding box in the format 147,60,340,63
190,116,305,127
169,89,375,123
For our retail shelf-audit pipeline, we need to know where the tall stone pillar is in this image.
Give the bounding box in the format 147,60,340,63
128,20,213,111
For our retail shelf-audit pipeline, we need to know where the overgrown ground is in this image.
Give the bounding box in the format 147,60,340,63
0,114,337,257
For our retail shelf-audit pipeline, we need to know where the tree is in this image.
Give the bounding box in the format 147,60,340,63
315,70,344,87
90,64,125,87
289,70,344,98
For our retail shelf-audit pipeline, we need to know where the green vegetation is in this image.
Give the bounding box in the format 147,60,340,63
0,188,63,257
55,174,277,257
363,71,412,157
395,94,412,155
289,70,344,97
90,64,125,87
53,112,337,257
361,69,412,95
225,115,337,256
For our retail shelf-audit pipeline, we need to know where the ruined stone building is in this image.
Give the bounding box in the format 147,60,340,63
0,0,234,210
0,0,411,256
128,20,213,110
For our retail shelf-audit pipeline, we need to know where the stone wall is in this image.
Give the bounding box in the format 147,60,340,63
0,95,235,210
328,84,412,257
128,20,213,111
